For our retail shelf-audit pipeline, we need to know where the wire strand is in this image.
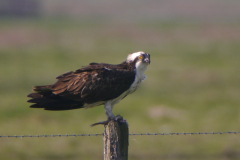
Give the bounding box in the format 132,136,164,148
1,131,239,138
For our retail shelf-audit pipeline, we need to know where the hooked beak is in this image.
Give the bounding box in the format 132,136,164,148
144,57,150,64
144,53,150,64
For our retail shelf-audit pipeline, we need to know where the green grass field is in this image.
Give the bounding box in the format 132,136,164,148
0,17,240,160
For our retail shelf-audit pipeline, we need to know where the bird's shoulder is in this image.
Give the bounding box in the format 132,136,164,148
74,62,135,73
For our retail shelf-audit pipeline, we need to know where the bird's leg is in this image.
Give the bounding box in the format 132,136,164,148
90,103,128,127
90,102,115,127
105,103,127,122
105,102,116,120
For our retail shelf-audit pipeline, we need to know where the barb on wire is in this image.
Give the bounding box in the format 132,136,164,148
0,131,239,139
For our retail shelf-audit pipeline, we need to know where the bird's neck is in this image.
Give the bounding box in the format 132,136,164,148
135,61,148,79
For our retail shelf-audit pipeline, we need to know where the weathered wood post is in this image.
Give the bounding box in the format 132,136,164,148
104,120,129,160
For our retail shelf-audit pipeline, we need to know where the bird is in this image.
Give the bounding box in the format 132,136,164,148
27,51,150,124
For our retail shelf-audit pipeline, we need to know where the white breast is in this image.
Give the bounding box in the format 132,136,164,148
106,62,148,106
129,60,148,94
129,74,146,94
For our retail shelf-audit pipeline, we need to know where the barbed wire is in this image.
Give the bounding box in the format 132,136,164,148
0,131,239,139
129,131,240,136
0,133,103,139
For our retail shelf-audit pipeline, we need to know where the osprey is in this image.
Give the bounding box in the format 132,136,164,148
27,51,150,121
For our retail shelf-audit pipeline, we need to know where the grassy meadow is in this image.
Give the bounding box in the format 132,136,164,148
0,17,240,159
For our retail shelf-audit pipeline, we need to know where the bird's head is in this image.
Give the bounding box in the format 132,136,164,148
126,51,150,73
126,51,150,65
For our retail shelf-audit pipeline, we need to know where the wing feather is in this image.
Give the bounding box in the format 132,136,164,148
50,62,135,103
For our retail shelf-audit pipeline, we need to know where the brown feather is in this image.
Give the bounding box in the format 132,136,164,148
27,61,136,110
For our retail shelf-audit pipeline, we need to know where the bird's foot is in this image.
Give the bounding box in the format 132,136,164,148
90,115,128,127
114,115,129,126
90,120,109,127
114,115,127,123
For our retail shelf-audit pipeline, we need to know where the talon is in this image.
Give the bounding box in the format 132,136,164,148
91,115,128,127
90,115,117,127
115,115,123,121
115,115,129,126
90,120,109,127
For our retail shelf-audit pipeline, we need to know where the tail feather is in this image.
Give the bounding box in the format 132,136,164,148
27,93,42,99
27,85,84,110
33,85,52,92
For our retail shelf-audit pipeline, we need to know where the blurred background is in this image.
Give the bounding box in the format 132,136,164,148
0,0,240,159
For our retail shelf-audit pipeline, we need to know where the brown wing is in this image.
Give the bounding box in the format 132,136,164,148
51,63,136,104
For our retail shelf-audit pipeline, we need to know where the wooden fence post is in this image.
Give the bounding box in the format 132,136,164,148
104,120,129,160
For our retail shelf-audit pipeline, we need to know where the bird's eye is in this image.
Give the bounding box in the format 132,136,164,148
139,55,144,60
